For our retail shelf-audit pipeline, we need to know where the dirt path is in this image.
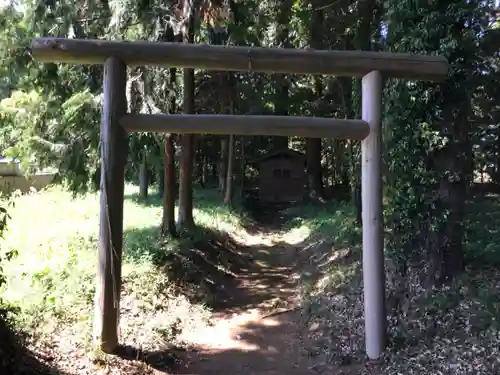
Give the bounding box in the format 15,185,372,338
173,232,326,375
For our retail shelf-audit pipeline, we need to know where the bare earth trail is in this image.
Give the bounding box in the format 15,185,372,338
173,226,326,375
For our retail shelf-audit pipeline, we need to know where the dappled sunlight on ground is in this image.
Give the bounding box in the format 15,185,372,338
232,221,312,249
233,231,274,247
1,187,361,375
177,311,317,375
172,224,342,375
180,308,276,351
7,187,500,374
278,225,312,245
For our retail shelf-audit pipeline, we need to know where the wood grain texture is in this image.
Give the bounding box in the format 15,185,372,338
120,114,371,140
361,70,386,360
94,57,127,354
31,37,449,80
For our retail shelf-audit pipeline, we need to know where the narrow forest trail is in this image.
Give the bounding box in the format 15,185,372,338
174,238,312,374
172,205,339,375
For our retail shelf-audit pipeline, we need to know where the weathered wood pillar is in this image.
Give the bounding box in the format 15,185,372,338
94,57,128,353
361,70,386,359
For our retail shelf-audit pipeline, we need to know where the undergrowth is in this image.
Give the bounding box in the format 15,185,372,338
0,185,248,373
4,185,499,374
286,195,500,374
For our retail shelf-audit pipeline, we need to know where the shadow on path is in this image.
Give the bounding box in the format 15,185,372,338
0,316,71,375
116,198,363,374
168,234,365,375
171,241,322,375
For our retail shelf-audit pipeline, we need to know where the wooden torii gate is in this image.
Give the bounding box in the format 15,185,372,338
31,38,449,360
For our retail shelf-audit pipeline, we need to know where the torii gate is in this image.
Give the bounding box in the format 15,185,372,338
31,37,449,360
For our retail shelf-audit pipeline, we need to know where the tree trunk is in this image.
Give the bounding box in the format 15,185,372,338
177,0,196,230
338,73,360,221
158,164,165,198
162,133,177,236
139,156,149,200
207,26,231,194
429,16,471,285
239,137,246,198
306,138,324,200
306,2,325,200
496,124,500,185
212,160,218,181
429,109,468,283
334,140,345,183
353,0,376,224
178,136,195,228
201,155,208,187
272,0,293,149
224,134,235,205
218,136,228,192
435,177,466,282
160,18,178,235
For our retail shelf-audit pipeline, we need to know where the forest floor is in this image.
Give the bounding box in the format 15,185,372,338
0,186,359,375
172,218,341,375
167,200,375,375
3,187,500,374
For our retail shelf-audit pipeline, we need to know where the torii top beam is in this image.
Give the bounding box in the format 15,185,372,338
31,38,449,81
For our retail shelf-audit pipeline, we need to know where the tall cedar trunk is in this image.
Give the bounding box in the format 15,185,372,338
338,72,359,216
201,155,208,187
177,0,196,229
158,165,165,198
239,137,246,198
162,67,178,236
156,165,165,198
208,27,230,194
353,0,376,223
212,160,218,180
272,0,292,149
162,133,177,236
328,143,335,185
139,156,149,200
160,21,177,236
496,124,500,185
334,140,344,183
307,5,325,200
194,140,204,188
306,137,324,199
219,136,228,192
223,68,236,204
177,102,195,227
492,108,500,185
224,134,235,205
429,96,468,283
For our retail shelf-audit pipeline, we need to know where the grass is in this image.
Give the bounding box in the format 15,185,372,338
3,184,500,374
281,200,361,245
0,184,248,373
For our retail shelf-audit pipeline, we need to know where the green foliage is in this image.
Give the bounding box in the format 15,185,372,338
384,0,489,279
0,4,106,193
384,81,441,269
0,89,101,191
